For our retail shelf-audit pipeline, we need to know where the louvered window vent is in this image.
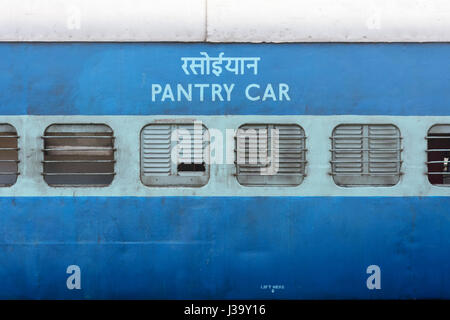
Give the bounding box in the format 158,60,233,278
42,124,116,187
235,124,306,186
426,124,450,186
0,124,19,187
330,124,402,187
141,123,209,187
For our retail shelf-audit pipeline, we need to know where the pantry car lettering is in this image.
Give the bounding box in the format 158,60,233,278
150,83,290,102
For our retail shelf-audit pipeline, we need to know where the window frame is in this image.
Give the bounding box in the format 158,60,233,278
235,123,307,187
140,122,210,187
426,124,450,187
330,123,403,187
42,123,116,187
0,123,19,187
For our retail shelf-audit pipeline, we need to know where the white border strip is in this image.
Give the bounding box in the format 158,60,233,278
2,0,450,42
0,0,206,42
208,0,450,43
0,114,448,197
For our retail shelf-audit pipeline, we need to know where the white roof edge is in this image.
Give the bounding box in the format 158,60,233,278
1,0,450,43
207,0,450,43
0,0,207,42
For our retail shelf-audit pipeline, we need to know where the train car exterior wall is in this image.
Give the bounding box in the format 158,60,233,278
0,43,449,299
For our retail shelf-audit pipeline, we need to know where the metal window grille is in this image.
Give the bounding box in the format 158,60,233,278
42,124,116,187
0,124,19,187
426,124,450,186
330,124,402,187
140,123,209,187
235,124,306,186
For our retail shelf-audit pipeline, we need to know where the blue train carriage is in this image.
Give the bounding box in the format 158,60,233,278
0,0,449,299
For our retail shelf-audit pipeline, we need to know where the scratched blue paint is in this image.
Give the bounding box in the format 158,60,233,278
0,196,448,299
1,42,450,300
0,43,450,115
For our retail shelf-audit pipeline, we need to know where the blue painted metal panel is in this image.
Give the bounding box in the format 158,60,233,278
1,42,449,299
0,196,448,299
0,43,450,116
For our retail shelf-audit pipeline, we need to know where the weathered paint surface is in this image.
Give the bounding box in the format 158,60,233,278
0,197,449,299
2,0,450,43
1,43,449,299
0,43,450,115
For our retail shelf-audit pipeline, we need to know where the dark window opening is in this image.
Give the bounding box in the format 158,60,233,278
43,124,115,187
427,125,450,186
0,124,19,187
177,162,206,172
